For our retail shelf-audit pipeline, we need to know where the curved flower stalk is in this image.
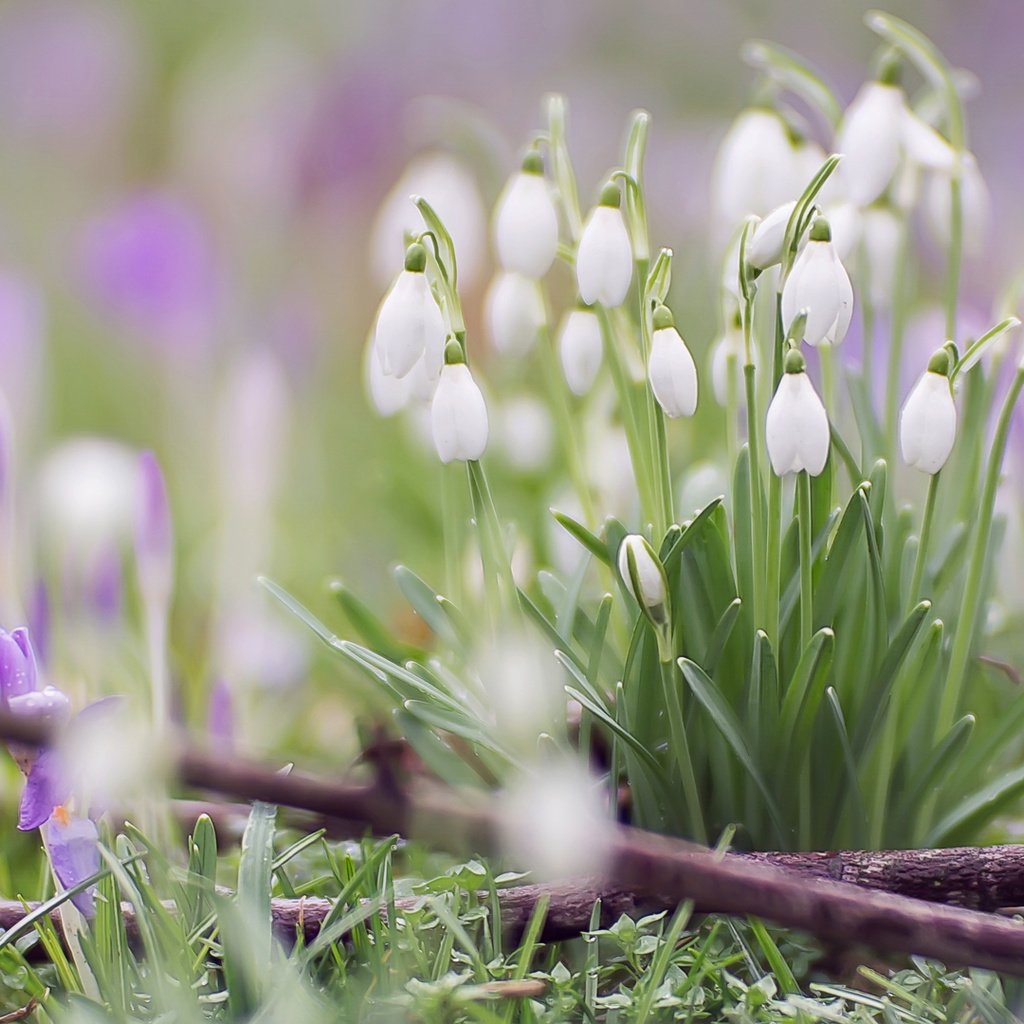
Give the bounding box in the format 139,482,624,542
483,270,545,356
900,349,957,474
765,348,830,476
576,182,632,308
492,151,559,279
780,217,854,346
430,341,489,464
556,306,603,396
647,305,698,418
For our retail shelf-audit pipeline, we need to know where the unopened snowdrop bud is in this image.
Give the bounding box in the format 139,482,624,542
484,271,545,356
648,305,698,418
373,243,446,379
710,313,745,407
765,349,830,476
746,201,795,270
900,349,956,474
862,205,903,308
617,534,669,625
556,306,603,396
781,217,853,346
492,151,559,279
576,183,632,308
837,78,906,206
430,342,489,463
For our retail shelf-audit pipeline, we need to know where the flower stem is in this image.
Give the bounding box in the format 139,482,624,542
765,294,785,647
906,471,940,613
742,296,766,632
659,655,707,844
797,470,813,651
884,217,910,451
944,166,964,343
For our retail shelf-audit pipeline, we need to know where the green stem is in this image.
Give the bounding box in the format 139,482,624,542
906,472,940,612
441,462,462,603
819,343,836,418
884,217,910,453
725,352,739,466
939,366,1024,737
945,175,963,342
765,294,786,647
797,471,813,651
659,656,707,844
742,297,766,632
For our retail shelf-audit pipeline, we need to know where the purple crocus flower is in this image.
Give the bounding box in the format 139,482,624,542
44,813,100,916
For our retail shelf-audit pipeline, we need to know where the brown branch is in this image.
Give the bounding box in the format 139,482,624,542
4,710,1024,974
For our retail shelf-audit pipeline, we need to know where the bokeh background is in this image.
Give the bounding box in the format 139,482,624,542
0,0,1017,761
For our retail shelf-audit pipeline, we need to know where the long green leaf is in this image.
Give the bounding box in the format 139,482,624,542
926,764,1024,846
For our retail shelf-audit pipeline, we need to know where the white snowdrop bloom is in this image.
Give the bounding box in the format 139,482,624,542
647,306,698,418
720,234,744,302
824,201,862,263
496,394,554,472
861,205,903,309
900,108,957,173
498,760,611,881
576,184,633,307
765,350,830,476
373,244,446,378
709,314,746,407
711,108,800,234
617,534,667,615
923,152,991,256
492,151,559,278
746,201,796,270
363,325,414,416
556,307,603,396
430,357,489,463
586,418,636,519
900,352,956,474
781,218,853,346
484,271,545,356
370,151,486,289
677,461,728,516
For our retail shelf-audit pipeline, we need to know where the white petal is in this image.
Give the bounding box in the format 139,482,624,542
709,324,745,407
825,201,861,263
484,272,545,355
576,206,633,307
493,172,559,278
374,271,445,378
364,325,413,416
900,371,956,474
901,109,956,171
648,327,698,418
923,151,990,255
557,308,603,396
617,535,665,609
862,206,903,308
765,372,829,476
430,363,489,463
782,241,842,345
746,201,796,270
822,248,854,345
837,82,905,206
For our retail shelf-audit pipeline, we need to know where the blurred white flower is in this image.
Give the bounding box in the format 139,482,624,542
576,187,632,307
370,151,486,289
900,357,956,474
647,307,698,418
617,534,667,615
364,324,414,416
484,271,545,356
781,218,853,346
677,461,728,515
431,361,489,463
861,205,903,309
765,354,830,476
373,247,446,379
556,307,603,396
495,395,554,472
498,759,611,881
709,315,746,408
923,151,991,256
492,153,559,279
746,201,795,270
824,201,862,263
585,418,635,520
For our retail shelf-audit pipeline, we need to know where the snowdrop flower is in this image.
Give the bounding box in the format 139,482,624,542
711,107,801,235
617,534,668,623
765,348,830,476
709,312,746,407
430,343,488,463
746,201,795,270
556,306,603,396
781,217,853,346
373,243,446,379
495,395,554,472
492,151,559,279
824,201,862,263
923,151,990,256
900,349,956,474
837,70,955,208
861,205,903,309
647,305,698,418
484,271,545,356
363,325,414,416
576,182,632,307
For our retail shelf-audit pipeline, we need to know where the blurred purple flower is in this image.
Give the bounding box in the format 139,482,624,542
19,746,66,830
27,581,49,668
44,812,99,916
0,626,37,702
89,545,122,624
206,677,234,752
135,451,173,610
0,271,45,424
79,191,218,354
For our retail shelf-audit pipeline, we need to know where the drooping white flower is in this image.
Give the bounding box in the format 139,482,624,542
484,271,545,356
363,324,414,416
861,205,903,309
617,534,668,617
746,201,796,270
492,151,559,279
780,218,854,346
373,243,446,378
709,313,746,407
923,151,991,256
765,350,830,476
647,305,698,418
430,352,489,463
576,183,632,307
495,395,554,472
711,108,801,235
556,307,603,396
824,201,862,263
900,351,956,474
370,151,486,289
